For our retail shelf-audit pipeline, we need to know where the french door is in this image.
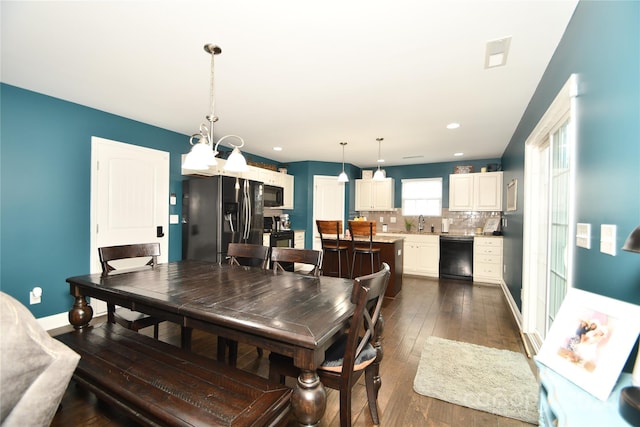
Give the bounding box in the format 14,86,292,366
523,75,577,349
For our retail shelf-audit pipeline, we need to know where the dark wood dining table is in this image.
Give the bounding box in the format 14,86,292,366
65,260,357,426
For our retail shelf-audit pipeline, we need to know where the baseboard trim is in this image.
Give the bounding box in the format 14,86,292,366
37,312,72,332
499,279,523,329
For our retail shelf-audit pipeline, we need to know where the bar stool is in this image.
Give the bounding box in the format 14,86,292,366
316,220,351,278
348,220,381,278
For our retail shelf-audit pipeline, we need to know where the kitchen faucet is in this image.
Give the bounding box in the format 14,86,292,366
418,215,425,232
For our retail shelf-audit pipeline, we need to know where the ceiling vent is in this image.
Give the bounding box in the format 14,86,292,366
484,36,512,68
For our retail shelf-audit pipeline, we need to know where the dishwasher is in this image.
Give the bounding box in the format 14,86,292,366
439,235,474,280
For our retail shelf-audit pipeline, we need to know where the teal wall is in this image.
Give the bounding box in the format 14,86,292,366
501,0,640,306
2,0,638,323
0,84,274,316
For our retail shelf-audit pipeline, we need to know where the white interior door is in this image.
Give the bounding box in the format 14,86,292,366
312,176,345,250
90,137,169,314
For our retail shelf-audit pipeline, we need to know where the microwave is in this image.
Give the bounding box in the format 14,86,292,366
263,185,284,207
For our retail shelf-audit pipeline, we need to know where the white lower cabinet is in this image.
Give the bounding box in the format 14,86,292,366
385,233,439,277
473,236,503,284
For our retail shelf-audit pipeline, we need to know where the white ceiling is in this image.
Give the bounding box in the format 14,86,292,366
1,1,578,168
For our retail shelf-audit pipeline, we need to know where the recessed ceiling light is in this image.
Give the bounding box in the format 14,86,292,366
454,152,464,157
273,146,283,151
447,122,460,129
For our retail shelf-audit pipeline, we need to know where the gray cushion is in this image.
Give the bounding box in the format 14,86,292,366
0,292,80,427
320,335,377,373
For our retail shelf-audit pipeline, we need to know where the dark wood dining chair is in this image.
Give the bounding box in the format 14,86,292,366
227,243,270,269
270,247,323,276
269,263,390,427
222,243,270,366
316,220,351,278
98,243,163,339
348,220,382,279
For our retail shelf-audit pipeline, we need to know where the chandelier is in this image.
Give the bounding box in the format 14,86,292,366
182,44,248,172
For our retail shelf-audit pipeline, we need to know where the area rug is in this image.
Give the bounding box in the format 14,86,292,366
413,336,539,424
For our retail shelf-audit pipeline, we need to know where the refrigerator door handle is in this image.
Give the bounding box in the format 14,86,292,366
242,179,250,241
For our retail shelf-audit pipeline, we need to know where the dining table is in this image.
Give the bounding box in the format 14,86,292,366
65,260,364,426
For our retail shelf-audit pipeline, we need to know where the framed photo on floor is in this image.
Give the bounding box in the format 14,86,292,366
536,288,640,400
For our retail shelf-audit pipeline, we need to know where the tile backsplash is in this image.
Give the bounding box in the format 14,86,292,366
357,209,502,234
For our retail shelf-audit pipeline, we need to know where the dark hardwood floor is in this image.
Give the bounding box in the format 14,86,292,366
50,276,536,427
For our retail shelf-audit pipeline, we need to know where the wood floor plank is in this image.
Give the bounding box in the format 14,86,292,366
51,276,536,427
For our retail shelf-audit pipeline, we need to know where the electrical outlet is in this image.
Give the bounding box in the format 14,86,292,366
30,287,42,305
379,216,384,222
390,217,396,223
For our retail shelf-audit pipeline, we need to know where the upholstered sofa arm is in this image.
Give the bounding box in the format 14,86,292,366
1,292,80,427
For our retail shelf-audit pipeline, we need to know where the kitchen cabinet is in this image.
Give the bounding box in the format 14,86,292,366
182,155,294,209
281,173,294,209
355,178,395,211
449,172,503,211
473,236,503,284
385,233,439,277
323,235,404,297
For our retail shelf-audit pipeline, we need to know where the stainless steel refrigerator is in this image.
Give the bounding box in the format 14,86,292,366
182,175,264,265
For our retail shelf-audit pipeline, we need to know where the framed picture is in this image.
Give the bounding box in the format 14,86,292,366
507,179,517,211
536,288,640,401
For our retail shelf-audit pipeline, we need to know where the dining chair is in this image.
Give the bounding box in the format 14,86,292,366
316,220,351,278
268,263,390,427
227,243,270,269
348,220,382,279
98,243,163,339
270,247,323,276
222,243,270,366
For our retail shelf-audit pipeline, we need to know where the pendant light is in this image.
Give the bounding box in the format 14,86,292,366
183,44,248,172
373,137,386,180
338,142,349,182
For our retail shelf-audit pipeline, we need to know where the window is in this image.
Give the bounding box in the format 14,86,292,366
401,178,442,216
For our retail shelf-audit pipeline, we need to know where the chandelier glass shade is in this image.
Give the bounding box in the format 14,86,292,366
183,44,248,172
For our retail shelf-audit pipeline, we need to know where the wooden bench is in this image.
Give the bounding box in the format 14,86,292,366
55,323,291,427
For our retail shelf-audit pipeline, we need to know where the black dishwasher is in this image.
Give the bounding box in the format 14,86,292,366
439,235,474,280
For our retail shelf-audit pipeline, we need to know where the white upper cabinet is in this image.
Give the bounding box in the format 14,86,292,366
280,173,294,209
182,155,294,209
355,178,395,211
449,172,503,211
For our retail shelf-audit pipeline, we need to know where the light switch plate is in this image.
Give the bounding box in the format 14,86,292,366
600,224,617,256
170,214,179,224
576,223,591,249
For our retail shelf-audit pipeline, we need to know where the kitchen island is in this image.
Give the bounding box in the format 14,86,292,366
322,235,404,297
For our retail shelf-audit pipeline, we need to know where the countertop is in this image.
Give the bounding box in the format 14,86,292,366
379,232,503,238
320,234,405,244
